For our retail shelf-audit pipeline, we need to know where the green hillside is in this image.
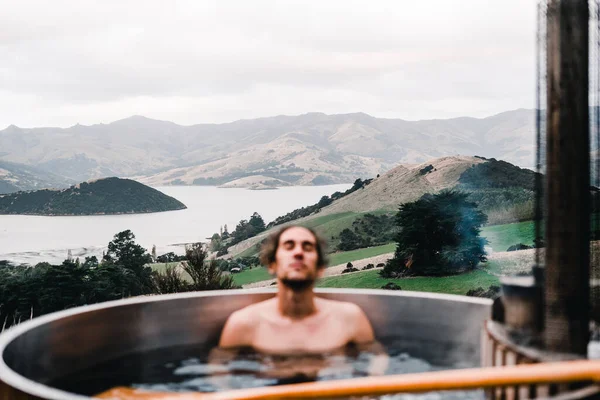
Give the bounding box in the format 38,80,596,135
0,177,187,215
227,156,539,258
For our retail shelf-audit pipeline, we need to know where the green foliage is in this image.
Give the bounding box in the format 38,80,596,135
229,212,267,246
180,244,238,291
466,188,534,211
338,228,365,251
0,230,238,330
464,188,535,225
104,230,154,295
156,252,187,263
0,177,186,215
337,213,396,251
381,190,488,277
458,159,538,190
151,265,189,294
249,212,266,231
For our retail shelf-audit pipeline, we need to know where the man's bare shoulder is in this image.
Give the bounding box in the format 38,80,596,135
316,297,365,318
229,297,275,321
219,298,276,348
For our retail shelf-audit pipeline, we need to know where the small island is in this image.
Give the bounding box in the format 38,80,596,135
0,177,187,215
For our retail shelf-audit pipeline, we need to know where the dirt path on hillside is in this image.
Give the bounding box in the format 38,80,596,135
242,253,394,289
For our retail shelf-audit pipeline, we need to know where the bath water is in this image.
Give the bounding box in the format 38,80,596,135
50,343,483,399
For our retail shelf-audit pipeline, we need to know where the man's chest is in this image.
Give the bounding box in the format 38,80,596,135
251,317,352,353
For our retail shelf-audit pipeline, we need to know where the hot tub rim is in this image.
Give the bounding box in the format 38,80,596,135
0,288,492,400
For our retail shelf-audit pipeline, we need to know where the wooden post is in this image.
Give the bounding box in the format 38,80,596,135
545,0,590,355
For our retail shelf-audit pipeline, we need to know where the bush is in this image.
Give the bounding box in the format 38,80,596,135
506,243,533,252
381,282,402,290
336,213,397,251
466,285,500,299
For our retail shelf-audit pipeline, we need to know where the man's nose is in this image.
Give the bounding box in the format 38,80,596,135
292,245,304,258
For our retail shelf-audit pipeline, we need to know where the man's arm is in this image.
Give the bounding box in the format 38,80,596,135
348,304,389,376
207,310,256,391
348,303,375,343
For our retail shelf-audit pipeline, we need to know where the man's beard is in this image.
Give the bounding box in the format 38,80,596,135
280,277,316,291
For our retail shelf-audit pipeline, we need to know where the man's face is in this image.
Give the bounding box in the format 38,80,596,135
269,227,322,286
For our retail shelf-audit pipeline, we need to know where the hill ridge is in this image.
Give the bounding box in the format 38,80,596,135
0,177,186,216
0,109,535,186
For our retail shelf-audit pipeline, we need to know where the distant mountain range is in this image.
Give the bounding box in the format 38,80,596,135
0,177,186,215
0,109,535,191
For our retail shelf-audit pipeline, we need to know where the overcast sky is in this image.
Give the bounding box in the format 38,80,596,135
1,0,536,128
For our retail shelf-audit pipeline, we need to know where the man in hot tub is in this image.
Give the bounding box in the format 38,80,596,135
216,225,387,379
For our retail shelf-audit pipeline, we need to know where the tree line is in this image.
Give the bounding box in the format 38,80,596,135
0,230,237,331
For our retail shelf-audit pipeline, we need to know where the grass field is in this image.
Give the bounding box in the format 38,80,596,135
231,267,272,286
480,220,535,252
317,268,500,295
235,244,261,258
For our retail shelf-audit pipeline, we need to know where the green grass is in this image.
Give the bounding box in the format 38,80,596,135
235,245,261,258
317,268,500,296
306,211,393,248
480,220,535,252
329,243,395,266
231,267,272,286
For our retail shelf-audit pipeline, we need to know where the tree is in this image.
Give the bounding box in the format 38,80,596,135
151,245,157,262
222,224,229,239
106,230,152,273
82,256,99,269
105,230,153,295
230,213,267,245
249,212,266,231
317,196,332,208
380,190,488,277
181,243,238,290
338,228,361,251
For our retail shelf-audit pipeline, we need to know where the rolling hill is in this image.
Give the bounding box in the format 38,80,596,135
0,177,186,216
224,155,537,257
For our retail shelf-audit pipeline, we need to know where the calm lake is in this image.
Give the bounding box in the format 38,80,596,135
0,184,350,266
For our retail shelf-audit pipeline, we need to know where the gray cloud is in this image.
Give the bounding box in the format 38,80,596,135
0,0,536,127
